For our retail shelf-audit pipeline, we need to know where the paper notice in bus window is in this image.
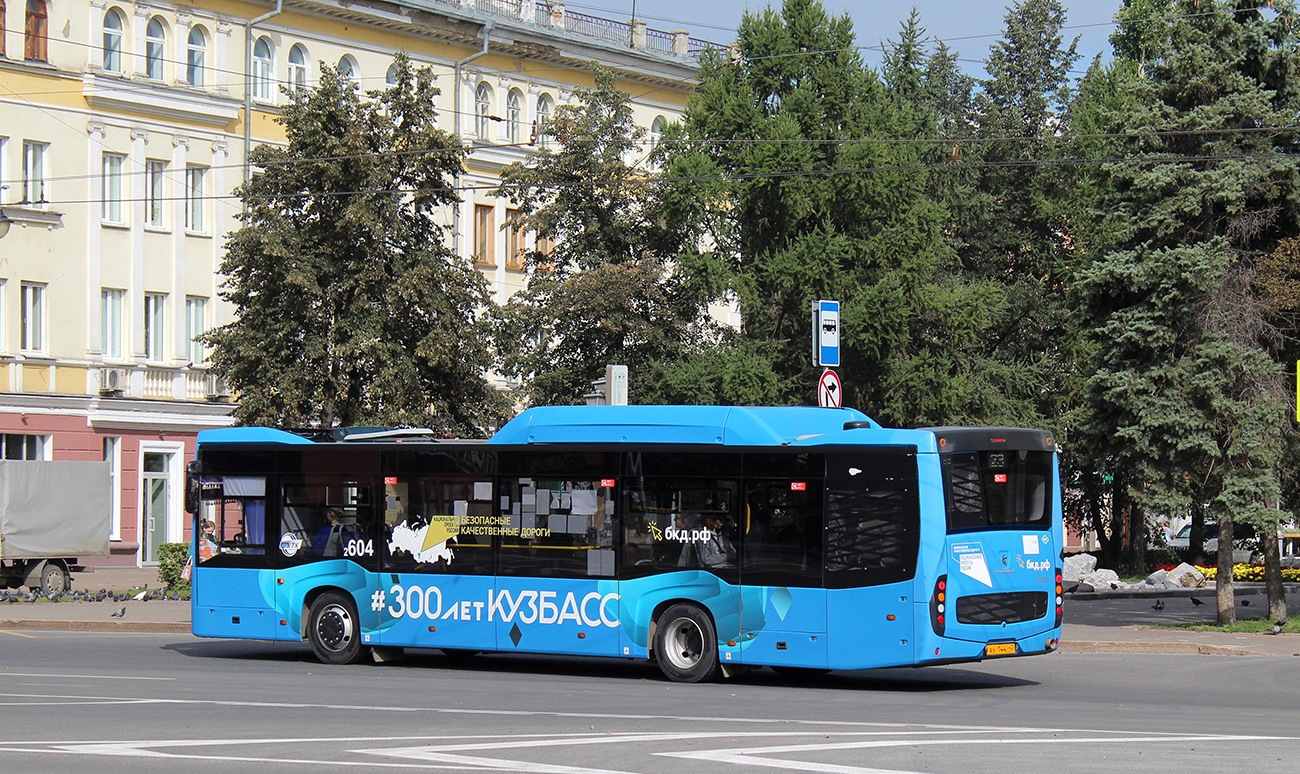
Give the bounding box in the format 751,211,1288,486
1022,535,1039,555
548,513,567,534
571,490,598,516
473,482,492,501
454,500,468,518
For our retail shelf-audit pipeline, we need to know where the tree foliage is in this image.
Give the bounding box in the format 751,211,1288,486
207,55,505,434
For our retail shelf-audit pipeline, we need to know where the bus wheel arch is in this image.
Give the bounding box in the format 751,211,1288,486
651,601,722,683
306,589,365,665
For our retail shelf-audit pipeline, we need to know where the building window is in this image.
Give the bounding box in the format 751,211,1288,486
473,204,495,266
2,433,48,460
252,37,273,101
288,44,308,91
20,282,45,353
385,62,400,88
22,140,46,204
0,279,5,353
101,288,125,359
338,54,358,80
186,26,206,87
144,293,166,361
507,89,523,144
185,296,207,364
25,0,47,62
185,165,205,232
104,437,122,540
475,83,492,140
536,94,553,149
103,9,124,72
102,152,125,223
505,208,525,270
146,159,166,227
145,17,166,80
1,1,7,58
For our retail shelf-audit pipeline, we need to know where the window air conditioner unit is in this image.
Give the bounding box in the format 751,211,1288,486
100,368,127,395
205,374,231,400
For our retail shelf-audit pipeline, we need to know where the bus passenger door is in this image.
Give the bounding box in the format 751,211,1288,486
738,475,827,669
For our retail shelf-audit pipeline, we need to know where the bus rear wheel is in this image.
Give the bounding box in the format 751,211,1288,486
307,592,365,665
653,604,721,683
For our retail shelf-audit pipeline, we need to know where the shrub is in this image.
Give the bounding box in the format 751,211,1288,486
157,542,191,594
1194,564,1300,583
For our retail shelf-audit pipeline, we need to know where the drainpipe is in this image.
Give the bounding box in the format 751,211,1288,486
452,22,493,256
243,1,284,195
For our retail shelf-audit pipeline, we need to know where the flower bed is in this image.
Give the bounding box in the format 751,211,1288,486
1158,563,1300,582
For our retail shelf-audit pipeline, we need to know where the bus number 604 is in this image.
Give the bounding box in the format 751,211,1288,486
344,539,374,557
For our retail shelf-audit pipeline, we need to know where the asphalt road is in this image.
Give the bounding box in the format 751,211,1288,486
0,626,1296,774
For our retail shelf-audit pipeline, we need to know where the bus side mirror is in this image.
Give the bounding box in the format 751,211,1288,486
185,460,201,514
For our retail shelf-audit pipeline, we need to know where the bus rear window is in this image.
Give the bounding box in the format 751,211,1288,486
941,450,1051,530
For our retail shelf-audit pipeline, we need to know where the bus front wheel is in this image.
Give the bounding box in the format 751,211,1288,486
653,604,722,683
307,592,365,665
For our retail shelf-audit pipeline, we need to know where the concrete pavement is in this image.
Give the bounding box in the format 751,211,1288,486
1,567,1297,656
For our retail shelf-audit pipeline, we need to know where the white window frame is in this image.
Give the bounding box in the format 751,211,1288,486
145,159,166,227
20,281,45,353
475,82,492,140
186,26,206,87
507,89,523,144
1,433,51,461
144,292,166,362
288,44,308,91
145,16,166,81
22,139,46,204
103,9,124,73
185,296,207,364
185,164,206,232
252,37,273,101
104,436,123,540
101,288,125,359
102,152,125,224
338,54,358,80
536,94,553,149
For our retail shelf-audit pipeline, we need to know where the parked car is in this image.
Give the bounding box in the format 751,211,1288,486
1167,522,1262,563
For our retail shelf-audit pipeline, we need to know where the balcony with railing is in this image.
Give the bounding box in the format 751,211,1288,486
430,0,722,60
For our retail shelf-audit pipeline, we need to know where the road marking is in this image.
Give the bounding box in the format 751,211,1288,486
0,630,37,639
0,673,174,681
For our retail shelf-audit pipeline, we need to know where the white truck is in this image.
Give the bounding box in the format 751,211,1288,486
0,460,111,594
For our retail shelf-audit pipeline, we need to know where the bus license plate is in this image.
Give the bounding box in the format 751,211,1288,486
985,642,1017,656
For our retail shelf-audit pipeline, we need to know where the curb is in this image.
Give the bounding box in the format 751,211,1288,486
0,619,191,634
1060,640,1272,656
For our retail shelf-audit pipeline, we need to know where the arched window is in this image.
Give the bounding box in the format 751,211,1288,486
385,62,400,88
506,89,523,144
252,37,273,100
535,93,553,149
102,9,124,72
337,54,358,80
650,115,667,150
24,0,48,62
475,82,492,140
145,17,166,80
288,44,308,91
186,26,207,87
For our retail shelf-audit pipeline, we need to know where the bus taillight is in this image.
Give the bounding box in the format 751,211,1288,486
1054,567,1063,626
929,575,947,636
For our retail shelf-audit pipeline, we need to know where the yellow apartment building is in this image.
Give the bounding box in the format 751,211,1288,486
0,0,709,569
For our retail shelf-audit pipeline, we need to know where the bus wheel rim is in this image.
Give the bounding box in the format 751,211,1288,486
317,604,354,652
663,617,704,671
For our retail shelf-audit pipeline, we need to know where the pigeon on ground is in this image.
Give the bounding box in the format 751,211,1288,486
1269,619,1286,635
110,607,126,618
1190,596,1205,606
132,590,147,601
1152,599,1165,611
1064,583,1080,594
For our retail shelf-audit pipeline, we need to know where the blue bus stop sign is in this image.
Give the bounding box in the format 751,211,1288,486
813,300,840,367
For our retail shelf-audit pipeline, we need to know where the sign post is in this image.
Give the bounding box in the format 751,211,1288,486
812,300,840,367
818,369,842,408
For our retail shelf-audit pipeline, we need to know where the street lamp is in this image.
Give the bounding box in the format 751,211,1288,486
0,209,11,239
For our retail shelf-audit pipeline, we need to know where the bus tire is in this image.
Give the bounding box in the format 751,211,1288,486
307,592,365,665
653,604,721,683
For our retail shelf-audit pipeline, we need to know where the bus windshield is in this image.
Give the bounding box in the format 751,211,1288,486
941,449,1052,530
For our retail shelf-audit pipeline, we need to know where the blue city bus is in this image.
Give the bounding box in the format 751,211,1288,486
187,405,1063,682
